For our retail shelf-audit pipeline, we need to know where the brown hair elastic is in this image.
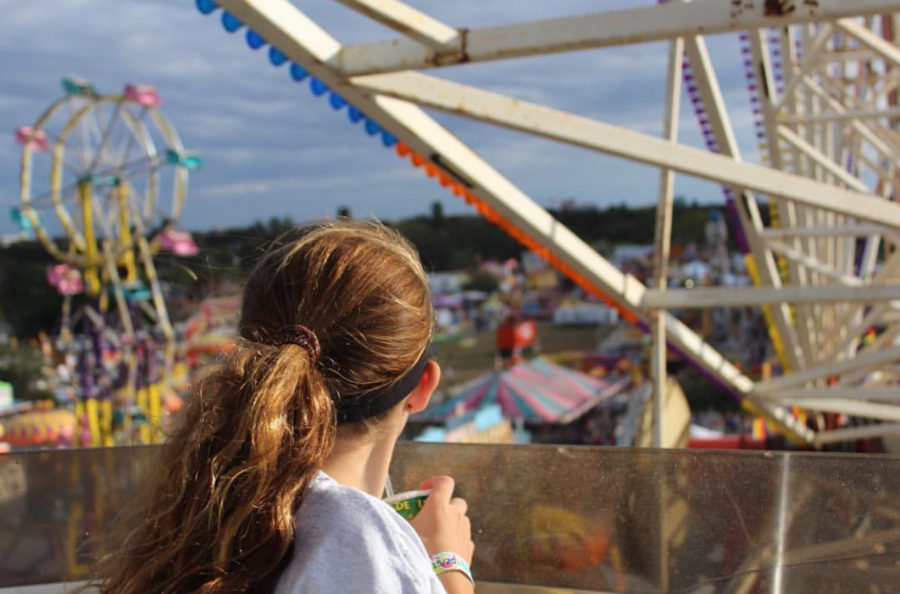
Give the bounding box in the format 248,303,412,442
277,324,321,363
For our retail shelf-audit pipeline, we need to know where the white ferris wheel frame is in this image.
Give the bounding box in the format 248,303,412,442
214,0,900,447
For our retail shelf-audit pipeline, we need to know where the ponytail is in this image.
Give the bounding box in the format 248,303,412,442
98,341,335,593
98,220,433,593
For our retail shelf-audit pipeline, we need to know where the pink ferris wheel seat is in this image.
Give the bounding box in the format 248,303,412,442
124,84,162,108
46,264,84,296
159,229,199,256
15,126,49,152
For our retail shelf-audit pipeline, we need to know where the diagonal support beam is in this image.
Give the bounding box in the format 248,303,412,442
756,344,900,393
684,32,805,371
776,125,871,192
331,0,460,52
815,423,900,446
836,17,900,69
770,387,900,402
352,72,900,227
766,398,900,423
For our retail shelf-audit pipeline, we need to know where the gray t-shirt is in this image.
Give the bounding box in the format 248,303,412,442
274,471,447,593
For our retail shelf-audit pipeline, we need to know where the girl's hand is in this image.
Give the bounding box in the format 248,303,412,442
409,475,474,564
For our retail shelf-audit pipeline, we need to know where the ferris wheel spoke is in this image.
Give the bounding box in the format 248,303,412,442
27,178,84,210
65,99,91,171
121,180,155,235
112,108,150,177
86,153,162,186
80,108,111,174
39,128,92,175
90,106,127,174
114,153,161,182
86,101,123,173
91,191,117,242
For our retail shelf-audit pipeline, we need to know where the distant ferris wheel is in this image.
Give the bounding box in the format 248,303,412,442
14,78,201,446
16,78,199,287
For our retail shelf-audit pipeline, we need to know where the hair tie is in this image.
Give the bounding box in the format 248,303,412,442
277,324,321,363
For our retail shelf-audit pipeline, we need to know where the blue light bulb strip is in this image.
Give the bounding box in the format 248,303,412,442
194,0,401,153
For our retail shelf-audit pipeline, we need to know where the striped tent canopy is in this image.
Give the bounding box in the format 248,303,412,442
429,357,628,424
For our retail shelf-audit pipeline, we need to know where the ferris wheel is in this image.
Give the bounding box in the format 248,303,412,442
17,78,198,293
192,0,900,448
14,78,200,446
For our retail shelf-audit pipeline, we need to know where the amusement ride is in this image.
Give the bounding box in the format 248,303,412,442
12,78,200,446
4,2,900,591
184,0,900,449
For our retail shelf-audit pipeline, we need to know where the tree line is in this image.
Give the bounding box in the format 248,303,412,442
0,200,725,338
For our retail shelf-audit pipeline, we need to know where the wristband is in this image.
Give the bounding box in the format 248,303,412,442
431,551,474,584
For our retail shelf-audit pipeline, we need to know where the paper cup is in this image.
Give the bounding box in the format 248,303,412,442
384,489,431,521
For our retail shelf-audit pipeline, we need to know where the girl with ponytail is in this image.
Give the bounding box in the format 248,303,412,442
97,221,474,593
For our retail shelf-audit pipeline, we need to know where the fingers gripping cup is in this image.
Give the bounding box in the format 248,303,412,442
384,489,431,521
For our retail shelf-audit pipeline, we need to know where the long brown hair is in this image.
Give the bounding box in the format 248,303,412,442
96,220,433,593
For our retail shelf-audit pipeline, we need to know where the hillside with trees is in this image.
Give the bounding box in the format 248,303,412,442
0,200,725,338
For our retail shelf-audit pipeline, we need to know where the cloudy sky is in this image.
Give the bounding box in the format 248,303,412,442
0,0,761,236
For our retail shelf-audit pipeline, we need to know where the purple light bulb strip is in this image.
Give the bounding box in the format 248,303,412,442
681,54,750,252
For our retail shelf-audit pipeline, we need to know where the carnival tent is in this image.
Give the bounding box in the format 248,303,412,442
427,358,629,424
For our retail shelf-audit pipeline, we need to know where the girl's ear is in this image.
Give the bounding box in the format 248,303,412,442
406,360,441,414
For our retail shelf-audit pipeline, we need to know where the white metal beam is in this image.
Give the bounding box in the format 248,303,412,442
773,23,833,112
643,284,900,309
771,398,900,423
334,0,900,76
650,34,683,450
770,387,900,402
779,106,900,124
775,125,871,192
815,423,900,446
351,72,900,227
755,344,900,393
331,0,460,52
766,240,864,287
836,18,900,70
759,225,898,239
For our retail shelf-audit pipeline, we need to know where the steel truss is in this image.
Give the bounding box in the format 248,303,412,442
213,0,900,447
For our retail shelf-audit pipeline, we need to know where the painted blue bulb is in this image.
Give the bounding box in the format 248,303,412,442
364,118,381,136
290,63,308,82
196,0,218,15
328,92,346,110
221,11,243,33
310,78,329,96
246,29,266,50
381,131,397,147
347,106,364,123
269,47,287,67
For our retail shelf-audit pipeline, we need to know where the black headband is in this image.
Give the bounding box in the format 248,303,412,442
333,349,431,424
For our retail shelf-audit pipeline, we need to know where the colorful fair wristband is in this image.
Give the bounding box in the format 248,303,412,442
431,551,474,584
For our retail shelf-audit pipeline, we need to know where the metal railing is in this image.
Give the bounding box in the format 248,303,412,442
1,444,899,592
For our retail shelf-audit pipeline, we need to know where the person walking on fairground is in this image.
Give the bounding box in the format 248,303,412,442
96,221,474,593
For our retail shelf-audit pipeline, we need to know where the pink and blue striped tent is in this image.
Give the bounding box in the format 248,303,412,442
430,358,628,424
